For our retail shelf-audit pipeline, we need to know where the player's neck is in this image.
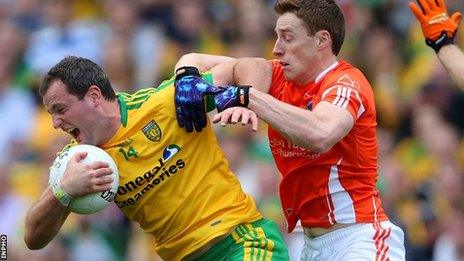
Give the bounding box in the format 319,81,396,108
98,100,122,145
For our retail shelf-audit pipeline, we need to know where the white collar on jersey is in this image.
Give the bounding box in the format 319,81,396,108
315,61,339,84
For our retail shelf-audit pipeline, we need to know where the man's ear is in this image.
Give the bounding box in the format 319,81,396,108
86,85,102,104
315,30,332,50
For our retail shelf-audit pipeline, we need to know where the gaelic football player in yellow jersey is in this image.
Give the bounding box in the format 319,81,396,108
24,56,289,260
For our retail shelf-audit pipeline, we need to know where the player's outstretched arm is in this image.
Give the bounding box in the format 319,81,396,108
174,53,236,73
409,0,461,52
249,90,353,153
24,187,70,249
232,58,354,153
409,0,464,89
174,53,252,132
438,44,464,89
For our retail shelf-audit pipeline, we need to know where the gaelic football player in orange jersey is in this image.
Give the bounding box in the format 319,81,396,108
174,0,406,260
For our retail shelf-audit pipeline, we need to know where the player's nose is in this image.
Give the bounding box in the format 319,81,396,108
272,39,284,56
52,114,63,129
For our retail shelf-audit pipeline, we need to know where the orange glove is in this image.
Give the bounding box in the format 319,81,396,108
409,0,462,52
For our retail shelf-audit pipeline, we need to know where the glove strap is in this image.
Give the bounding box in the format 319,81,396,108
175,66,201,81
215,85,250,112
236,85,250,107
51,182,74,207
426,31,455,53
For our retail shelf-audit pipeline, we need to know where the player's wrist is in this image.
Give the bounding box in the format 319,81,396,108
235,85,250,107
175,66,201,81
426,31,455,53
214,85,250,112
51,181,74,207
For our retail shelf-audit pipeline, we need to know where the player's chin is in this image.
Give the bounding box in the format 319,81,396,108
77,133,96,145
283,70,296,81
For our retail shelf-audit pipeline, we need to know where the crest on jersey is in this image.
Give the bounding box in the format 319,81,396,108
337,74,360,89
142,120,161,142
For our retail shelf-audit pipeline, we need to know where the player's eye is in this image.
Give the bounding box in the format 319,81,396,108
283,34,293,42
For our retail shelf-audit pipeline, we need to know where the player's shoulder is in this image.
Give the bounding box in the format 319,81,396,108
116,87,171,129
336,60,369,80
117,87,165,109
117,87,159,99
324,60,371,91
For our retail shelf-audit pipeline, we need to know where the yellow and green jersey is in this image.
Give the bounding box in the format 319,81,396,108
100,74,262,260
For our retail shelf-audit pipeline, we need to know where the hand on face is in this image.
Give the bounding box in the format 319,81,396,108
60,152,114,197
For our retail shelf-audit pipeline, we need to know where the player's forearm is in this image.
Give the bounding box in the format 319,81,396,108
175,53,236,73
24,187,70,249
233,58,345,152
248,89,337,152
438,44,464,89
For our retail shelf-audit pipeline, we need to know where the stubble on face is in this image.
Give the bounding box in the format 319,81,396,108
43,81,91,144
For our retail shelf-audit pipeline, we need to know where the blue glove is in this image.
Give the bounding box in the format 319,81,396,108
174,66,251,132
213,85,250,112
174,66,224,132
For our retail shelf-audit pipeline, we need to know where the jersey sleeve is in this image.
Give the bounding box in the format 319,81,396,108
319,72,368,121
201,71,216,112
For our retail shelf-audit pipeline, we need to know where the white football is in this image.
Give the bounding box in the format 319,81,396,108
49,144,119,214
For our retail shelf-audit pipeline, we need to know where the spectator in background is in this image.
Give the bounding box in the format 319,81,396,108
168,0,210,49
102,0,166,89
358,26,403,130
9,0,42,32
25,0,104,75
409,0,464,89
433,204,464,261
68,216,117,261
0,20,36,164
102,35,136,93
156,0,229,79
228,0,274,58
0,163,30,260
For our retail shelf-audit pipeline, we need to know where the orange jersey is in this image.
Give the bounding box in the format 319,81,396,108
268,60,388,232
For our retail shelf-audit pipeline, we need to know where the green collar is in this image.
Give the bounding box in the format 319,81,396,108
117,95,128,127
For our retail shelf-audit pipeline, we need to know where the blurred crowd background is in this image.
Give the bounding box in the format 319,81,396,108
1,0,464,260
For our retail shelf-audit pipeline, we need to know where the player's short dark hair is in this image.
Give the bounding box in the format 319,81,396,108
40,56,117,101
274,0,345,55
